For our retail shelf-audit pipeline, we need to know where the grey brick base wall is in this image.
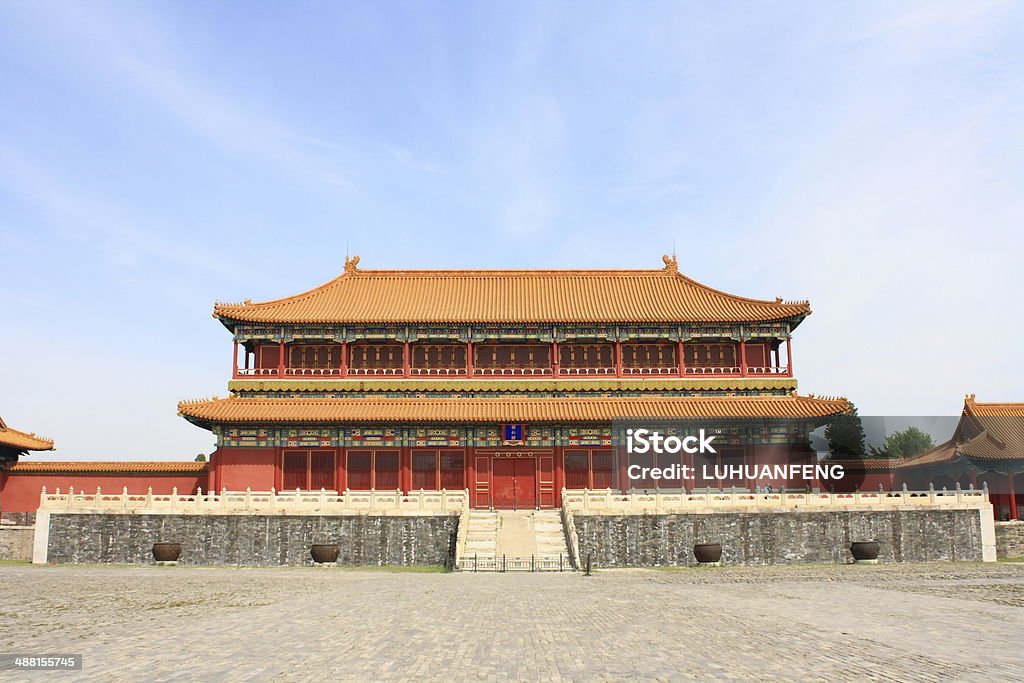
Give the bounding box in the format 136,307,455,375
995,521,1024,559
574,509,987,566
0,526,33,561
1,512,35,525
45,513,458,566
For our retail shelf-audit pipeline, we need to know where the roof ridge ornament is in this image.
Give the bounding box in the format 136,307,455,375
344,254,361,275
661,253,678,273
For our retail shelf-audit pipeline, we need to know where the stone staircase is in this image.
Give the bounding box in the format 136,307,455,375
456,509,572,571
459,510,498,564
531,509,570,559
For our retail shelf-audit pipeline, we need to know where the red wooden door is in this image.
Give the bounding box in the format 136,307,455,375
492,458,537,509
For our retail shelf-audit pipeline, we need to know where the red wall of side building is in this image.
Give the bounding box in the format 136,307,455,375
210,447,278,492
0,472,205,514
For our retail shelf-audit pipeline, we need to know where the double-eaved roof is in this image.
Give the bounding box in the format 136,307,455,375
179,394,851,427
213,255,811,326
0,416,54,454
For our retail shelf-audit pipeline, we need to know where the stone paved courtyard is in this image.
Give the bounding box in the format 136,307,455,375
1,563,1023,681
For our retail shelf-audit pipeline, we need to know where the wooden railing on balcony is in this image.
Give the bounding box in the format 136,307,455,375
233,342,795,379
621,366,679,375
684,366,742,375
236,367,279,376
347,367,403,376
557,367,616,376
745,366,791,376
235,364,793,379
472,367,553,376
409,368,468,376
284,368,345,377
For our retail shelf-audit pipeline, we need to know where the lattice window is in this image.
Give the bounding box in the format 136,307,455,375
411,344,467,369
684,342,737,368
412,450,438,490
745,342,768,367
287,344,342,369
375,451,400,490
349,343,404,369
256,344,281,369
283,452,307,490
346,451,372,490
565,449,615,489
474,344,551,369
592,450,615,489
564,451,589,489
310,452,335,490
282,450,336,490
621,343,677,368
559,343,614,368
440,450,464,490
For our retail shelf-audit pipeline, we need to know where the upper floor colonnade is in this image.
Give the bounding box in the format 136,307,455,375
232,337,795,380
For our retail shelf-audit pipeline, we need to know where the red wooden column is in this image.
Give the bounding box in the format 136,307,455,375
739,339,747,376
466,341,474,376
614,341,623,377
274,446,283,490
232,341,239,378
400,448,411,494
552,340,559,376
403,341,411,377
618,448,629,494
466,447,476,503
336,448,347,492
677,340,685,376
207,450,217,492
786,337,794,376
278,341,285,376
340,341,348,376
1010,473,1019,520
554,447,564,506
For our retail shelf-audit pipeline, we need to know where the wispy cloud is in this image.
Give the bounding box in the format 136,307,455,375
0,143,241,278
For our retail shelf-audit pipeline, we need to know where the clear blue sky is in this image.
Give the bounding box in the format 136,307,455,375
3,1,1022,460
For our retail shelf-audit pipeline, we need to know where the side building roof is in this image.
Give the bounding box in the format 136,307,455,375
213,255,811,327
0,416,55,454
900,395,1024,468
7,461,207,474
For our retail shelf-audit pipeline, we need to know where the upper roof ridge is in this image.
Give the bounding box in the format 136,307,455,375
212,255,812,326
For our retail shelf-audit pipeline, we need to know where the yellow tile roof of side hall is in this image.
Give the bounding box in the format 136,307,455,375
213,255,811,325
900,395,1024,468
7,461,207,474
0,416,55,452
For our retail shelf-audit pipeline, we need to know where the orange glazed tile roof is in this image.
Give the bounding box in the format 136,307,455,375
822,458,902,472
0,416,55,452
7,461,207,474
178,394,850,425
213,255,811,325
901,395,1024,467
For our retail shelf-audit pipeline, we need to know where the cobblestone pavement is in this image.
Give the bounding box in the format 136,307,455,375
1,563,1023,682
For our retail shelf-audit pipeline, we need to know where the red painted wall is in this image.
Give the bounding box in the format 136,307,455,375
0,473,204,514
214,447,277,491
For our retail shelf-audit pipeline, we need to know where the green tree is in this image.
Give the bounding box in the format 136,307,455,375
878,426,934,460
826,406,866,457
195,453,207,462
